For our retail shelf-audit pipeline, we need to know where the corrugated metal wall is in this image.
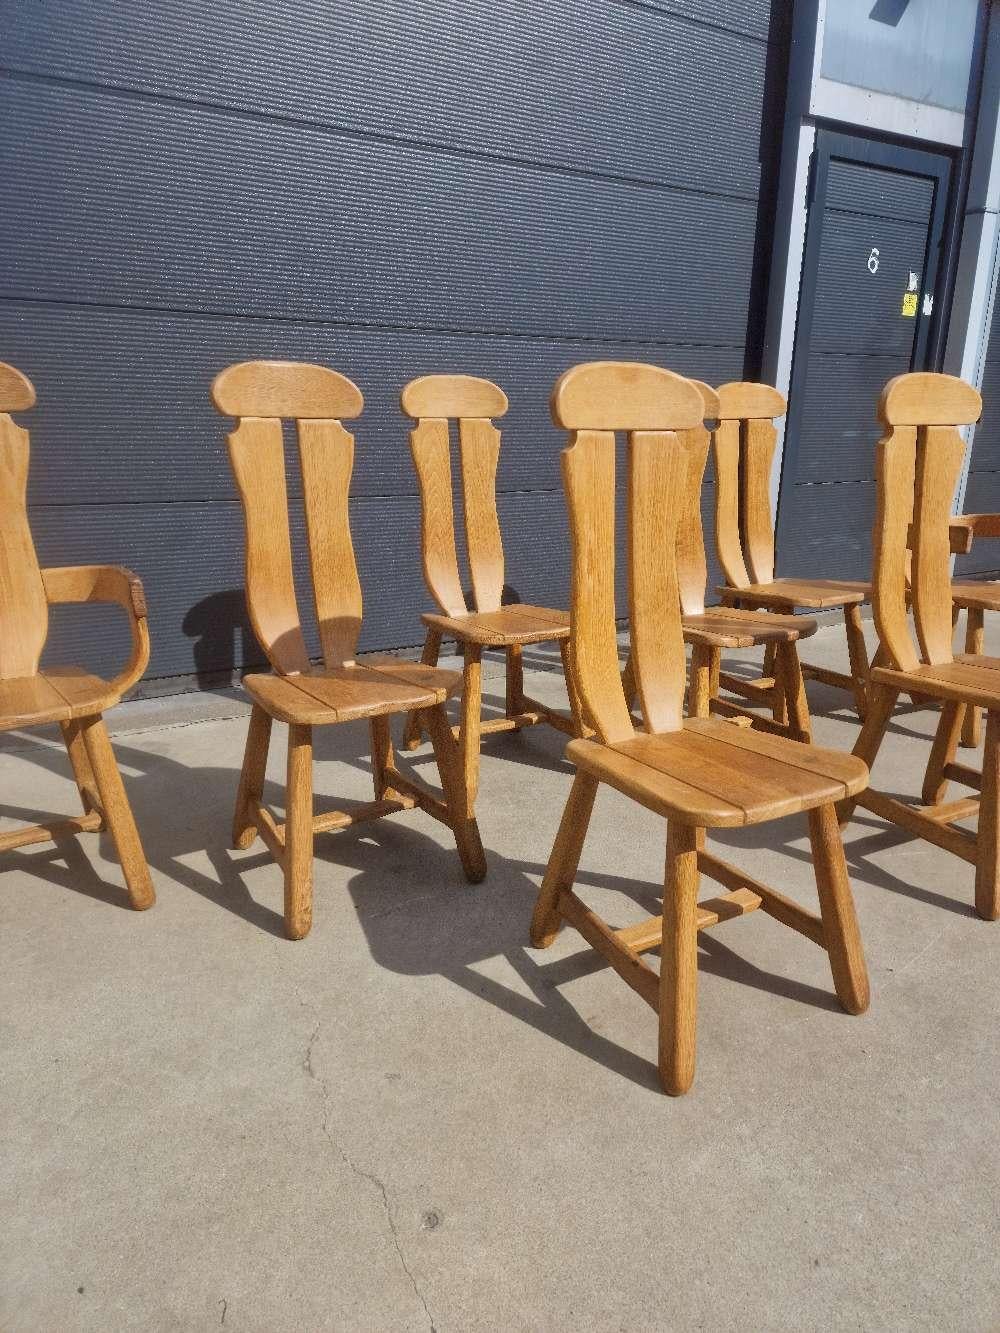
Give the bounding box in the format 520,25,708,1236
0,1,789,688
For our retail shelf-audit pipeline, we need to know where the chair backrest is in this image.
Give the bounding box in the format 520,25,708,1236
401,374,509,616
0,362,46,680
872,371,982,671
551,361,705,743
712,381,786,590
676,379,720,618
211,360,365,675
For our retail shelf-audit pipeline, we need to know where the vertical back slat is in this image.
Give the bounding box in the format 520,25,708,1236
298,419,363,667
0,416,48,679
742,418,777,585
630,431,688,733
871,426,919,673
713,419,750,588
410,419,468,617
227,418,311,675
911,424,966,666
561,430,634,744
459,417,504,612
676,424,710,616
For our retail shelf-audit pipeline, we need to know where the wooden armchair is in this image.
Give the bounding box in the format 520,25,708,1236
531,361,870,1095
628,377,819,741
212,361,486,940
0,361,153,909
400,374,585,805
714,383,872,719
839,372,1000,921
940,513,1000,750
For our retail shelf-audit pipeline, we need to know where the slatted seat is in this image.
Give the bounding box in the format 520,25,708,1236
681,606,812,648
0,362,154,909
212,360,486,940
399,374,586,802
568,718,866,826
532,361,870,1096
839,371,1000,921
242,659,460,725
0,667,116,729
712,382,872,719
421,604,570,646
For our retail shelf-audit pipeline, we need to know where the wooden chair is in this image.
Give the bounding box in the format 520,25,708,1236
714,383,872,720
623,378,818,741
212,361,486,940
838,371,1000,922
940,513,1000,751
400,374,585,805
531,361,870,1095
0,361,153,909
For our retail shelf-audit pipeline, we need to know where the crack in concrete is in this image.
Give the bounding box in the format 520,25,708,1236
301,1020,437,1333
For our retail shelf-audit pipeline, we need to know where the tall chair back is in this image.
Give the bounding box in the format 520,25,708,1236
550,360,705,744
0,362,45,679
712,381,786,590
401,374,509,617
873,371,983,672
676,379,720,618
211,360,365,675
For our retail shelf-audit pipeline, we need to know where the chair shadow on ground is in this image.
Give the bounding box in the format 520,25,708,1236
2,693,871,1094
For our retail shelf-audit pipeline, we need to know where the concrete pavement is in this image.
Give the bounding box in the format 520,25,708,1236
2,620,998,1331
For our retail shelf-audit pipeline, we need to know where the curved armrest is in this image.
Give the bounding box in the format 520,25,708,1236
41,564,150,696
951,514,1000,552
906,521,976,555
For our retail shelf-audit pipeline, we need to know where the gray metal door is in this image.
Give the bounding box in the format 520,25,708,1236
776,130,953,581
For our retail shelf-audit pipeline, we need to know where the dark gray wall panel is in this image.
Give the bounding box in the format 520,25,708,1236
0,78,757,345
0,301,745,505
956,272,1000,574
788,351,896,484
825,160,936,226
0,2,777,196
776,481,875,584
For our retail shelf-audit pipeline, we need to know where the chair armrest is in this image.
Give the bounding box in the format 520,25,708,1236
953,514,1000,550
906,521,976,555
41,564,150,696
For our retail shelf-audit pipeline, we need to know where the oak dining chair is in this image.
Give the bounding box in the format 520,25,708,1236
714,383,872,719
212,360,486,940
531,361,870,1095
400,374,586,806
838,371,1000,921
0,361,154,909
623,378,818,740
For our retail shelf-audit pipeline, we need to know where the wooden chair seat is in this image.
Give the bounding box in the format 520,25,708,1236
567,717,867,827
0,666,116,731
951,581,1000,612
719,577,870,610
681,606,817,649
421,603,570,647
243,658,461,725
871,654,1000,711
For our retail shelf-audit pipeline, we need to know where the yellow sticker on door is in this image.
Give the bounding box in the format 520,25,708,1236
901,292,918,317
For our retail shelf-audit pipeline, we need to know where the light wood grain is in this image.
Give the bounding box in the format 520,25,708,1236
0,413,48,678
535,360,870,1094
214,360,487,938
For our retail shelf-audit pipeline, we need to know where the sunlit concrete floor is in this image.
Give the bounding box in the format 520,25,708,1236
1,617,998,1331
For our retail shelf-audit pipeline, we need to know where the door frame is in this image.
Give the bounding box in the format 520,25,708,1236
775,128,955,552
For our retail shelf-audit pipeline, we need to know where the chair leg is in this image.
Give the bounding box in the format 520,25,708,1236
370,714,401,802
60,718,102,822
687,643,712,718
530,770,599,947
506,642,524,717
284,723,313,940
974,710,1000,921
843,603,870,722
837,684,898,826
921,701,963,806
776,641,811,742
659,822,700,1096
402,627,443,751
233,703,272,849
808,803,869,1014
79,714,154,911
423,703,487,883
961,607,984,748
459,643,484,811
766,642,788,727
